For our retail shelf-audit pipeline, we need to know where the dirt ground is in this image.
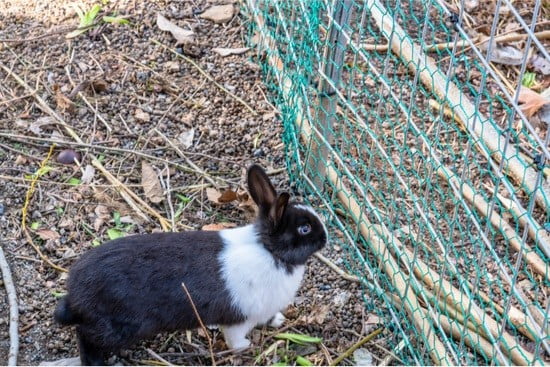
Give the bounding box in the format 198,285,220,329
0,0,377,365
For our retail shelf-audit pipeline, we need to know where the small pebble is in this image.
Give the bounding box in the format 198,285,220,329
253,148,265,157
0,203,4,215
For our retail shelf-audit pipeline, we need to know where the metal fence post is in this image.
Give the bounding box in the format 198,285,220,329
308,0,352,189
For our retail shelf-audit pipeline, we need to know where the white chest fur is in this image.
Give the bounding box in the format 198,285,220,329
219,225,305,324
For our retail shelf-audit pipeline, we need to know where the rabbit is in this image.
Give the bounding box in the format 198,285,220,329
53,164,328,365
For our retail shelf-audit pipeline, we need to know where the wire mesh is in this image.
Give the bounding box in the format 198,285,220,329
246,0,550,365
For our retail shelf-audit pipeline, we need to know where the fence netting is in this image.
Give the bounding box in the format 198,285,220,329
246,0,549,365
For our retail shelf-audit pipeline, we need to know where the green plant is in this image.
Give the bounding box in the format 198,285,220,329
66,3,130,39
66,4,102,38
522,72,537,87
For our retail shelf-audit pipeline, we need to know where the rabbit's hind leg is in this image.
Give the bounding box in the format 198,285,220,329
77,328,108,366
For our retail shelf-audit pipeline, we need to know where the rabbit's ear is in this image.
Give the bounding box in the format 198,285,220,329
270,192,289,225
247,164,277,208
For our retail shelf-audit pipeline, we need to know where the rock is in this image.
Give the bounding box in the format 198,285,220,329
200,5,235,24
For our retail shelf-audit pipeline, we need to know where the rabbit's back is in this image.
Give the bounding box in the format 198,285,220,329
62,231,245,349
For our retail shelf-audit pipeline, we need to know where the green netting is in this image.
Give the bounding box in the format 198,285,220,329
246,0,549,365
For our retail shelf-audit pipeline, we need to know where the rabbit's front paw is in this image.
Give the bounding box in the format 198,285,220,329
222,321,253,350
269,312,286,328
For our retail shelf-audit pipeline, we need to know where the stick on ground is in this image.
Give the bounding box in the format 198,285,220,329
0,245,19,366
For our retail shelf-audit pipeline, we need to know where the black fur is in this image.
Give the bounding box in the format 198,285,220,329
55,231,244,364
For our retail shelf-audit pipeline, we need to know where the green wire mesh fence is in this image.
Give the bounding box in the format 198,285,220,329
246,0,550,365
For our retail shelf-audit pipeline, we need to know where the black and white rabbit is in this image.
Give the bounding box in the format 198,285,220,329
53,164,327,365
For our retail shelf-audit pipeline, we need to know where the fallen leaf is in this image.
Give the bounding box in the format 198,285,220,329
464,0,478,11
206,188,238,204
237,190,257,217
202,222,237,231
156,13,195,45
58,218,74,228
29,116,55,135
218,189,238,203
164,61,180,72
263,111,276,121
54,88,76,112
93,205,111,231
518,87,550,118
212,47,250,57
35,228,60,241
306,304,330,324
531,54,550,75
141,161,164,203
200,4,235,24
178,128,195,149
15,155,27,165
81,164,95,184
353,349,373,366
91,79,109,92
206,187,221,204
134,109,151,123
489,44,524,65
365,314,381,325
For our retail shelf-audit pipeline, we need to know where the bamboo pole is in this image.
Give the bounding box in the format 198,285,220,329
436,166,548,280
377,226,538,366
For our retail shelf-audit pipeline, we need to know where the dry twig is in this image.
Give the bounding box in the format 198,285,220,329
20,144,68,273
181,282,216,366
151,39,258,116
0,61,172,230
330,327,384,366
314,252,360,283
0,245,19,366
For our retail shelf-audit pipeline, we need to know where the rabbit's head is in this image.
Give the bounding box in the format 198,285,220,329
247,165,327,268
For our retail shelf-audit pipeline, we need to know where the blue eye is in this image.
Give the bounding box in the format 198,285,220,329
297,224,312,235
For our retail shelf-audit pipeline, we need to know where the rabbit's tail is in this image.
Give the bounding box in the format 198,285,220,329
54,296,80,325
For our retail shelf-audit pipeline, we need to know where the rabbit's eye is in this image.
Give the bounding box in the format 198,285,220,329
297,223,312,235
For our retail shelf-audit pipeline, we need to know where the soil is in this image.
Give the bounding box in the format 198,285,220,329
0,0,373,365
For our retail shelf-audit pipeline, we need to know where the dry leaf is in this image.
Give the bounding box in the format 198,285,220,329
135,109,151,123
156,13,195,45
58,217,74,228
212,47,250,57
531,54,550,76
365,314,381,325
81,164,95,184
91,79,109,92
518,87,550,118
15,155,27,165
206,188,238,204
202,222,237,231
306,304,330,324
200,4,235,24
178,128,195,149
218,189,238,203
29,116,55,135
93,205,111,231
464,0,478,11
35,228,60,241
488,44,524,65
164,61,180,72
53,84,76,112
141,161,164,204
